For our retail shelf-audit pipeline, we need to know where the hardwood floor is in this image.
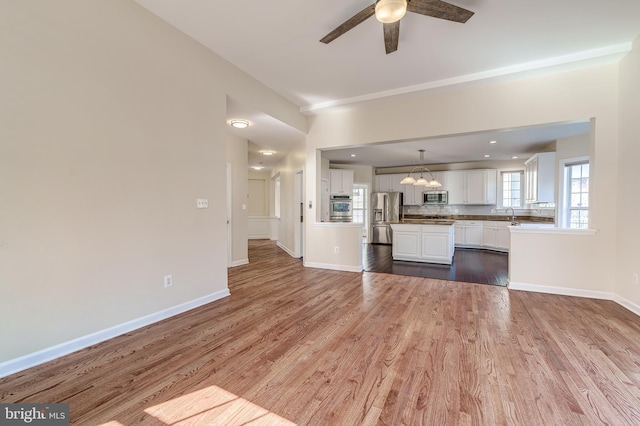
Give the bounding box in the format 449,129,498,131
364,244,509,286
2,240,640,425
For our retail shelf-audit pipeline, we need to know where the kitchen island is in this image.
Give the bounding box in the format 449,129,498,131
390,220,455,265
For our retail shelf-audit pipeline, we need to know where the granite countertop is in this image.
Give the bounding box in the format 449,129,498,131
402,214,555,224
397,218,456,225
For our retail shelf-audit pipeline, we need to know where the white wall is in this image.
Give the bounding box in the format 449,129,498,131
305,61,625,300
616,35,640,309
0,1,306,370
226,133,249,265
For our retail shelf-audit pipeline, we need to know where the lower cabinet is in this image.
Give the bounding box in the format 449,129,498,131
393,227,422,260
454,221,483,247
482,221,510,251
456,220,510,252
391,224,454,264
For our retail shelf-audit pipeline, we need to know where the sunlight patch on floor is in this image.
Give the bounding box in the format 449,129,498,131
143,385,296,425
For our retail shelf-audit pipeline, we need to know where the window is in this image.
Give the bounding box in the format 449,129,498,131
352,184,368,241
352,186,366,224
500,171,523,208
566,161,589,229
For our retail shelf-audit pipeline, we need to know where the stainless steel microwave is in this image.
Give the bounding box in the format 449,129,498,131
423,190,448,205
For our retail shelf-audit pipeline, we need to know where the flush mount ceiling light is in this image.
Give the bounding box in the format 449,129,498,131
399,150,442,187
260,150,276,156
375,0,407,23
230,119,249,129
252,165,264,170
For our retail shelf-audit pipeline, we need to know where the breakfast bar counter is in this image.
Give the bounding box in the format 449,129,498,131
390,222,455,265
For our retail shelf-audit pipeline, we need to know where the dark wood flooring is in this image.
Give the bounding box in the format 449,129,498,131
364,244,509,286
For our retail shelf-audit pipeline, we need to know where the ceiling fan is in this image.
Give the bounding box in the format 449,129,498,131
320,0,474,54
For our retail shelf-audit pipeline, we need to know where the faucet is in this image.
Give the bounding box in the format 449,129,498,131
505,207,518,225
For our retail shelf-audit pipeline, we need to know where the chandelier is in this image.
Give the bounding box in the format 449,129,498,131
399,150,442,187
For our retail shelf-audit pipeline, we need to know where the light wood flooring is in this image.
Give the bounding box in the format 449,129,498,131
2,240,640,425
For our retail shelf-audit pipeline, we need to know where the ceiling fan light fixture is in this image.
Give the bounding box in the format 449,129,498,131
375,0,407,23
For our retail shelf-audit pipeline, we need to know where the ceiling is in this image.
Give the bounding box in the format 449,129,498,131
135,0,640,169
322,120,591,167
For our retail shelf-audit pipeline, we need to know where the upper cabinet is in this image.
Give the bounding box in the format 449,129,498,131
374,174,404,192
525,153,556,204
330,169,354,195
447,169,497,205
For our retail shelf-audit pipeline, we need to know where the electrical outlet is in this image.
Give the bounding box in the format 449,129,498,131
334,247,340,254
196,199,208,209
633,272,638,285
164,274,173,288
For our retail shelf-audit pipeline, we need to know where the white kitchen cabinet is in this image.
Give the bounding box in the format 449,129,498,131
390,223,454,264
447,170,497,205
392,226,422,260
525,152,556,204
330,169,354,195
375,174,392,192
403,183,423,205
482,221,510,251
421,225,455,264
375,174,404,193
454,220,483,247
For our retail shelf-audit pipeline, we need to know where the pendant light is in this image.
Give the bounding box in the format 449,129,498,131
399,150,442,187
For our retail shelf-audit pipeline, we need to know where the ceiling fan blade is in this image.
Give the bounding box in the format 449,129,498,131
383,21,400,54
320,4,376,44
407,0,474,23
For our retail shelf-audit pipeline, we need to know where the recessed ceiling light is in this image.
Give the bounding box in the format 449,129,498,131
230,119,249,129
512,156,519,159
489,140,497,144
350,154,356,157
484,154,491,158
260,150,276,156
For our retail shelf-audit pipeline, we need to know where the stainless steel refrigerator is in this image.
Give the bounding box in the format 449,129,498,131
371,192,403,244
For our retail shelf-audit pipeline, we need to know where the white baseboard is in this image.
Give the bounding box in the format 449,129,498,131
613,294,640,317
0,289,230,379
276,241,296,258
508,281,640,317
229,258,249,267
508,281,615,300
304,261,363,273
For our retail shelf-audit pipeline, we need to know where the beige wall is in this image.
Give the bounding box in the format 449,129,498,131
0,1,306,366
305,61,626,299
616,35,640,307
226,133,249,265
556,134,590,161
270,146,306,255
